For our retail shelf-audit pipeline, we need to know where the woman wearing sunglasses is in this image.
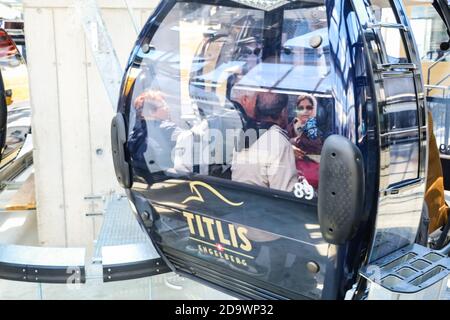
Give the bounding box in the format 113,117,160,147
288,94,323,189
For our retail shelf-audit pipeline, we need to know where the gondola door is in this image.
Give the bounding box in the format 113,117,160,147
352,0,428,262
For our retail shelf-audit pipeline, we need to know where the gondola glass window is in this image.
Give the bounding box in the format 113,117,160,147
367,0,420,186
408,3,449,62
125,2,333,198
369,0,410,64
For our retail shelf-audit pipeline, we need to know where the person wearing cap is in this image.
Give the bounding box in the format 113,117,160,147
231,91,298,192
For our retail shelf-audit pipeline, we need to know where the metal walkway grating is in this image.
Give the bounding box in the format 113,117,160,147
93,196,152,262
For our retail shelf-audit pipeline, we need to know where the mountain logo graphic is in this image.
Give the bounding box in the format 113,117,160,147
182,181,244,207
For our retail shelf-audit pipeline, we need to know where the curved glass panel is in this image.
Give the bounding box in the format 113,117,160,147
369,0,410,64
120,0,356,299
0,3,238,301
126,2,333,196
0,29,30,169
409,3,449,62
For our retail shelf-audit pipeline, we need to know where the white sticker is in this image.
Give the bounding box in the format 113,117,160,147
294,179,314,200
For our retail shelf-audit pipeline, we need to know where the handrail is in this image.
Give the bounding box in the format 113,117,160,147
425,84,449,98
366,22,408,31
425,84,449,90
427,51,450,86
437,73,450,87
376,63,417,72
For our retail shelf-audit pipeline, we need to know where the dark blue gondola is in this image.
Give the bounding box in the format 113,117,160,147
111,0,437,299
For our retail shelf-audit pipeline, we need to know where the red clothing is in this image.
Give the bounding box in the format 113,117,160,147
296,158,319,189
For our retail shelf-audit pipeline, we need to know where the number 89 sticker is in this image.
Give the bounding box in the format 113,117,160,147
294,179,314,200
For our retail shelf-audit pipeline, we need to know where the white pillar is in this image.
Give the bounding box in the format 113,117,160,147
23,0,160,247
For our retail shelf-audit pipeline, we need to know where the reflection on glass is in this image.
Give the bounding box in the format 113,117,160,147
126,2,334,196
123,1,335,299
369,0,410,64
0,29,31,170
382,76,420,187
408,4,449,62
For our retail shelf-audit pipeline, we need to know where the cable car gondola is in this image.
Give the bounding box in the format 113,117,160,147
111,0,446,299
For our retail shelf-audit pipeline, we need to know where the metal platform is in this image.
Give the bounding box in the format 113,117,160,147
93,195,170,282
361,244,450,299
93,195,151,259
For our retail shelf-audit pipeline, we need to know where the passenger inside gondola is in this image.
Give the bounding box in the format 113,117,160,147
128,89,182,182
287,94,323,189
125,2,333,198
231,91,299,192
